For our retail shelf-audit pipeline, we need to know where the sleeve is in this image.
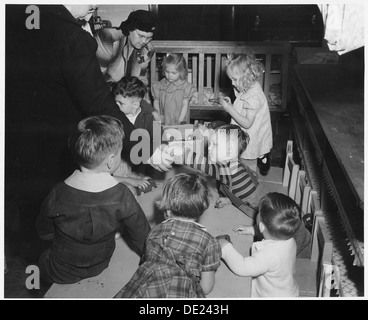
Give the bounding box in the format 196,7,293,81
151,81,161,100
35,189,56,241
95,29,118,68
240,90,262,111
60,33,143,158
221,243,270,277
183,82,197,100
118,186,151,255
201,237,222,272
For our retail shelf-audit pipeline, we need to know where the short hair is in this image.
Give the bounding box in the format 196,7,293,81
215,124,250,155
68,115,124,169
226,53,264,91
159,173,210,219
161,53,188,80
112,76,146,99
259,192,302,240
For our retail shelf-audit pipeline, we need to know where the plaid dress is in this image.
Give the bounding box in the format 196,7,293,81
115,218,221,298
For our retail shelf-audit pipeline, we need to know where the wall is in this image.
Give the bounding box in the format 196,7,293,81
97,4,149,27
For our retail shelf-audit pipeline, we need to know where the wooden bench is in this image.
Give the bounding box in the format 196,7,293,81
150,40,290,122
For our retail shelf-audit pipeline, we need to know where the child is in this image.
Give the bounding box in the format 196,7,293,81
112,76,158,192
152,53,196,125
169,124,269,219
115,173,222,298
36,115,151,284
233,195,312,259
113,76,158,138
218,192,300,297
220,53,273,175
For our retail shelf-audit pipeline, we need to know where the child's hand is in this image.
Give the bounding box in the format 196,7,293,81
136,178,151,190
214,197,231,209
219,96,232,112
233,225,255,236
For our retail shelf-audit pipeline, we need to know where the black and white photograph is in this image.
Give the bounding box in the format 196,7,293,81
2,1,365,302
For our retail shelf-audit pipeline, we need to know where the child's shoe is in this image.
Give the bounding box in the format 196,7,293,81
257,153,271,176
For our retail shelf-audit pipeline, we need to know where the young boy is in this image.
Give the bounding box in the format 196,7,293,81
219,192,300,297
113,75,159,138
36,115,151,284
112,76,159,193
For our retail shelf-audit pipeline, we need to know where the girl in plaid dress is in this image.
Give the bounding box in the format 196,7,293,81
115,173,222,298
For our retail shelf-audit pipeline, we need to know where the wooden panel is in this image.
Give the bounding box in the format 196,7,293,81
198,53,204,105
214,53,221,96
206,55,212,88
192,56,198,88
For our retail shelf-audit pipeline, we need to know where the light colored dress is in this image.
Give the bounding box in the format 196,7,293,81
152,78,196,125
231,81,273,160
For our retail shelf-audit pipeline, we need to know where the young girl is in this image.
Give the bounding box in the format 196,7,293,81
36,115,151,284
115,173,222,298
218,192,300,297
220,53,273,175
152,53,196,125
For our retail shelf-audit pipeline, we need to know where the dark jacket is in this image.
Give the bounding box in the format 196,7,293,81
135,100,156,138
36,182,151,284
6,5,140,202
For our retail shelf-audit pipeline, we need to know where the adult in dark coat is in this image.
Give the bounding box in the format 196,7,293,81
5,5,170,257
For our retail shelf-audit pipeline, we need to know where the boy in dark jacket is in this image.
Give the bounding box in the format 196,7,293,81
36,115,151,284
112,76,161,192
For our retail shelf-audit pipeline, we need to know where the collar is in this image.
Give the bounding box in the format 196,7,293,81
161,78,186,88
163,218,207,231
64,170,119,192
126,107,141,124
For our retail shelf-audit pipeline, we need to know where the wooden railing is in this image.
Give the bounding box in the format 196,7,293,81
150,40,290,115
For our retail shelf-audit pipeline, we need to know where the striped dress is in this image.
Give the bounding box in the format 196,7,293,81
180,149,266,208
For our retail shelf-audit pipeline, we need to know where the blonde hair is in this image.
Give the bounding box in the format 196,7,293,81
161,53,188,80
226,53,264,91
